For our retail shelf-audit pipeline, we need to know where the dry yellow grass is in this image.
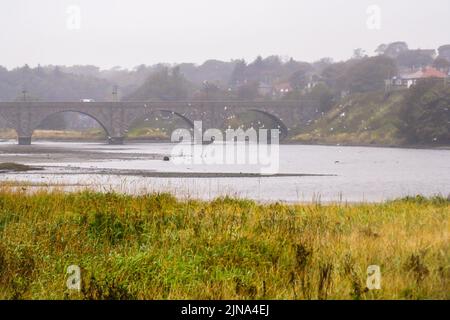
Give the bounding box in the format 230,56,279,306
0,188,448,300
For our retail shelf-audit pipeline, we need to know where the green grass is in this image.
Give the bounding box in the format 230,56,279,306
291,91,407,146
0,189,448,300
126,127,169,140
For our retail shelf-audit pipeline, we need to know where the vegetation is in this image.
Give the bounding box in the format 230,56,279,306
0,129,106,141
399,80,450,145
0,189,448,300
0,65,112,102
0,163,42,172
292,91,405,145
292,80,450,146
126,127,169,140
0,128,169,142
124,67,193,101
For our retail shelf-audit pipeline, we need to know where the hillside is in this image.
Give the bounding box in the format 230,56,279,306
292,80,450,147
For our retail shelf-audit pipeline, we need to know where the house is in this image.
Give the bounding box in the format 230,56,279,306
257,81,273,97
304,75,325,92
273,82,292,96
385,67,448,90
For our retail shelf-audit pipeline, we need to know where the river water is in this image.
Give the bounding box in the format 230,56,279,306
0,140,449,203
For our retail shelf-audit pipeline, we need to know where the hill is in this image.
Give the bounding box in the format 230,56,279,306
292,80,450,147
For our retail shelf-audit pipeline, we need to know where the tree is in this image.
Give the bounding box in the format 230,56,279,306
198,81,227,100
312,58,333,74
396,50,434,69
305,83,335,113
344,56,397,93
0,65,112,102
245,56,266,83
230,60,247,86
287,62,314,90
352,48,367,60
188,60,236,87
433,57,450,72
321,61,353,92
399,80,450,144
383,41,409,58
375,44,388,55
437,45,450,61
124,67,192,101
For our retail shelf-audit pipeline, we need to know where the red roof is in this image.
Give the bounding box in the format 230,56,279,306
421,67,447,78
402,67,447,79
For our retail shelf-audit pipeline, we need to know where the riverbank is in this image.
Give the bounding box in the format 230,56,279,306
1,136,449,151
290,85,450,148
0,189,448,300
2,127,449,150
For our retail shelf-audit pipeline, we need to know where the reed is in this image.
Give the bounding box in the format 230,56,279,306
0,189,448,300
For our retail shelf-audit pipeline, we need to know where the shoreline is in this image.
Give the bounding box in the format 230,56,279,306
1,137,449,151
1,164,337,178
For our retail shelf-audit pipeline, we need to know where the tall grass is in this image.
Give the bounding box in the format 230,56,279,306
0,189,448,300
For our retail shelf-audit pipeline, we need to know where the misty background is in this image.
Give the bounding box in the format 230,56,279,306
1,0,449,69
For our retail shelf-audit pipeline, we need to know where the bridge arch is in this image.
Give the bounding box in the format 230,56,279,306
31,110,111,142
157,109,195,129
223,109,289,140
124,109,195,140
248,109,288,139
0,112,18,141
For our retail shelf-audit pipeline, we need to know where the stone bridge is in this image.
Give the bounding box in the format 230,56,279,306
0,100,319,145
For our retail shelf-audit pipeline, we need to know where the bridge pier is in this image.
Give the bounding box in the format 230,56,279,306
108,137,124,145
18,137,32,145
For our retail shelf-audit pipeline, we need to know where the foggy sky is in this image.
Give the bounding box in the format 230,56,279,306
1,0,449,69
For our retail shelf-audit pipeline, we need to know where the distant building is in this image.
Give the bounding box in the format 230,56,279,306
304,75,325,92
385,67,448,90
257,81,273,97
273,82,292,96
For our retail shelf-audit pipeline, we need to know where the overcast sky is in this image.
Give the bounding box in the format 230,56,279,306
0,0,449,69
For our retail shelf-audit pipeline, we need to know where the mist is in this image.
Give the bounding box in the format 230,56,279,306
1,0,449,69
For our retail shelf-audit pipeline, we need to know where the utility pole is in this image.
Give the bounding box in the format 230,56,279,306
112,85,118,102
22,88,27,101
203,81,209,100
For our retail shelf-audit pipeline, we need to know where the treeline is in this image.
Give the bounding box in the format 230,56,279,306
0,42,448,104
0,65,112,102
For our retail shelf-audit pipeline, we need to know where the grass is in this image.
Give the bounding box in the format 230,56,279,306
126,127,169,140
0,128,170,141
0,128,106,141
0,189,448,300
291,91,407,146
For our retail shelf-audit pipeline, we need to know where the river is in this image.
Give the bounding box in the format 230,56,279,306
0,140,449,203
